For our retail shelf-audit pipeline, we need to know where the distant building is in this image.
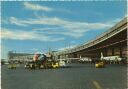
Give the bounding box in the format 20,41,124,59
8,51,34,62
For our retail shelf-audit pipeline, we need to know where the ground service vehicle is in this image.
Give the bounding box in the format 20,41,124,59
25,60,60,69
95,52,105,68
25,53,60,69
25,61,35,69
51,61,59,68
95,61,105,68
8,64,17,69
58,59,66,68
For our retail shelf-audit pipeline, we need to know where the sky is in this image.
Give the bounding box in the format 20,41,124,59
1,1,127,59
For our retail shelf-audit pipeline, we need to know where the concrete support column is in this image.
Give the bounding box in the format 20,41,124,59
120,47,122,57
112,47,114,56
107,48,112,56
104,48,107,57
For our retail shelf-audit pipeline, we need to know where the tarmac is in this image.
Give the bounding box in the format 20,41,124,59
1,63,127,89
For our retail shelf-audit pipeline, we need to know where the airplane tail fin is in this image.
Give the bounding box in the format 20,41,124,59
101,52,103,60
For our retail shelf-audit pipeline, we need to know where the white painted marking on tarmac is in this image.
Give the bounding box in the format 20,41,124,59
92,80,102,89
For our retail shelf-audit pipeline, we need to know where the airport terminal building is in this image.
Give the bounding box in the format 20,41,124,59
8,51,34,62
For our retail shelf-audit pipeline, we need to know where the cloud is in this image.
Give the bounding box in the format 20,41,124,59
106,18,122,25
2,18,9,24
9,16,116,38
10,17,27,26
1,28,65,42
24,2,53,12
